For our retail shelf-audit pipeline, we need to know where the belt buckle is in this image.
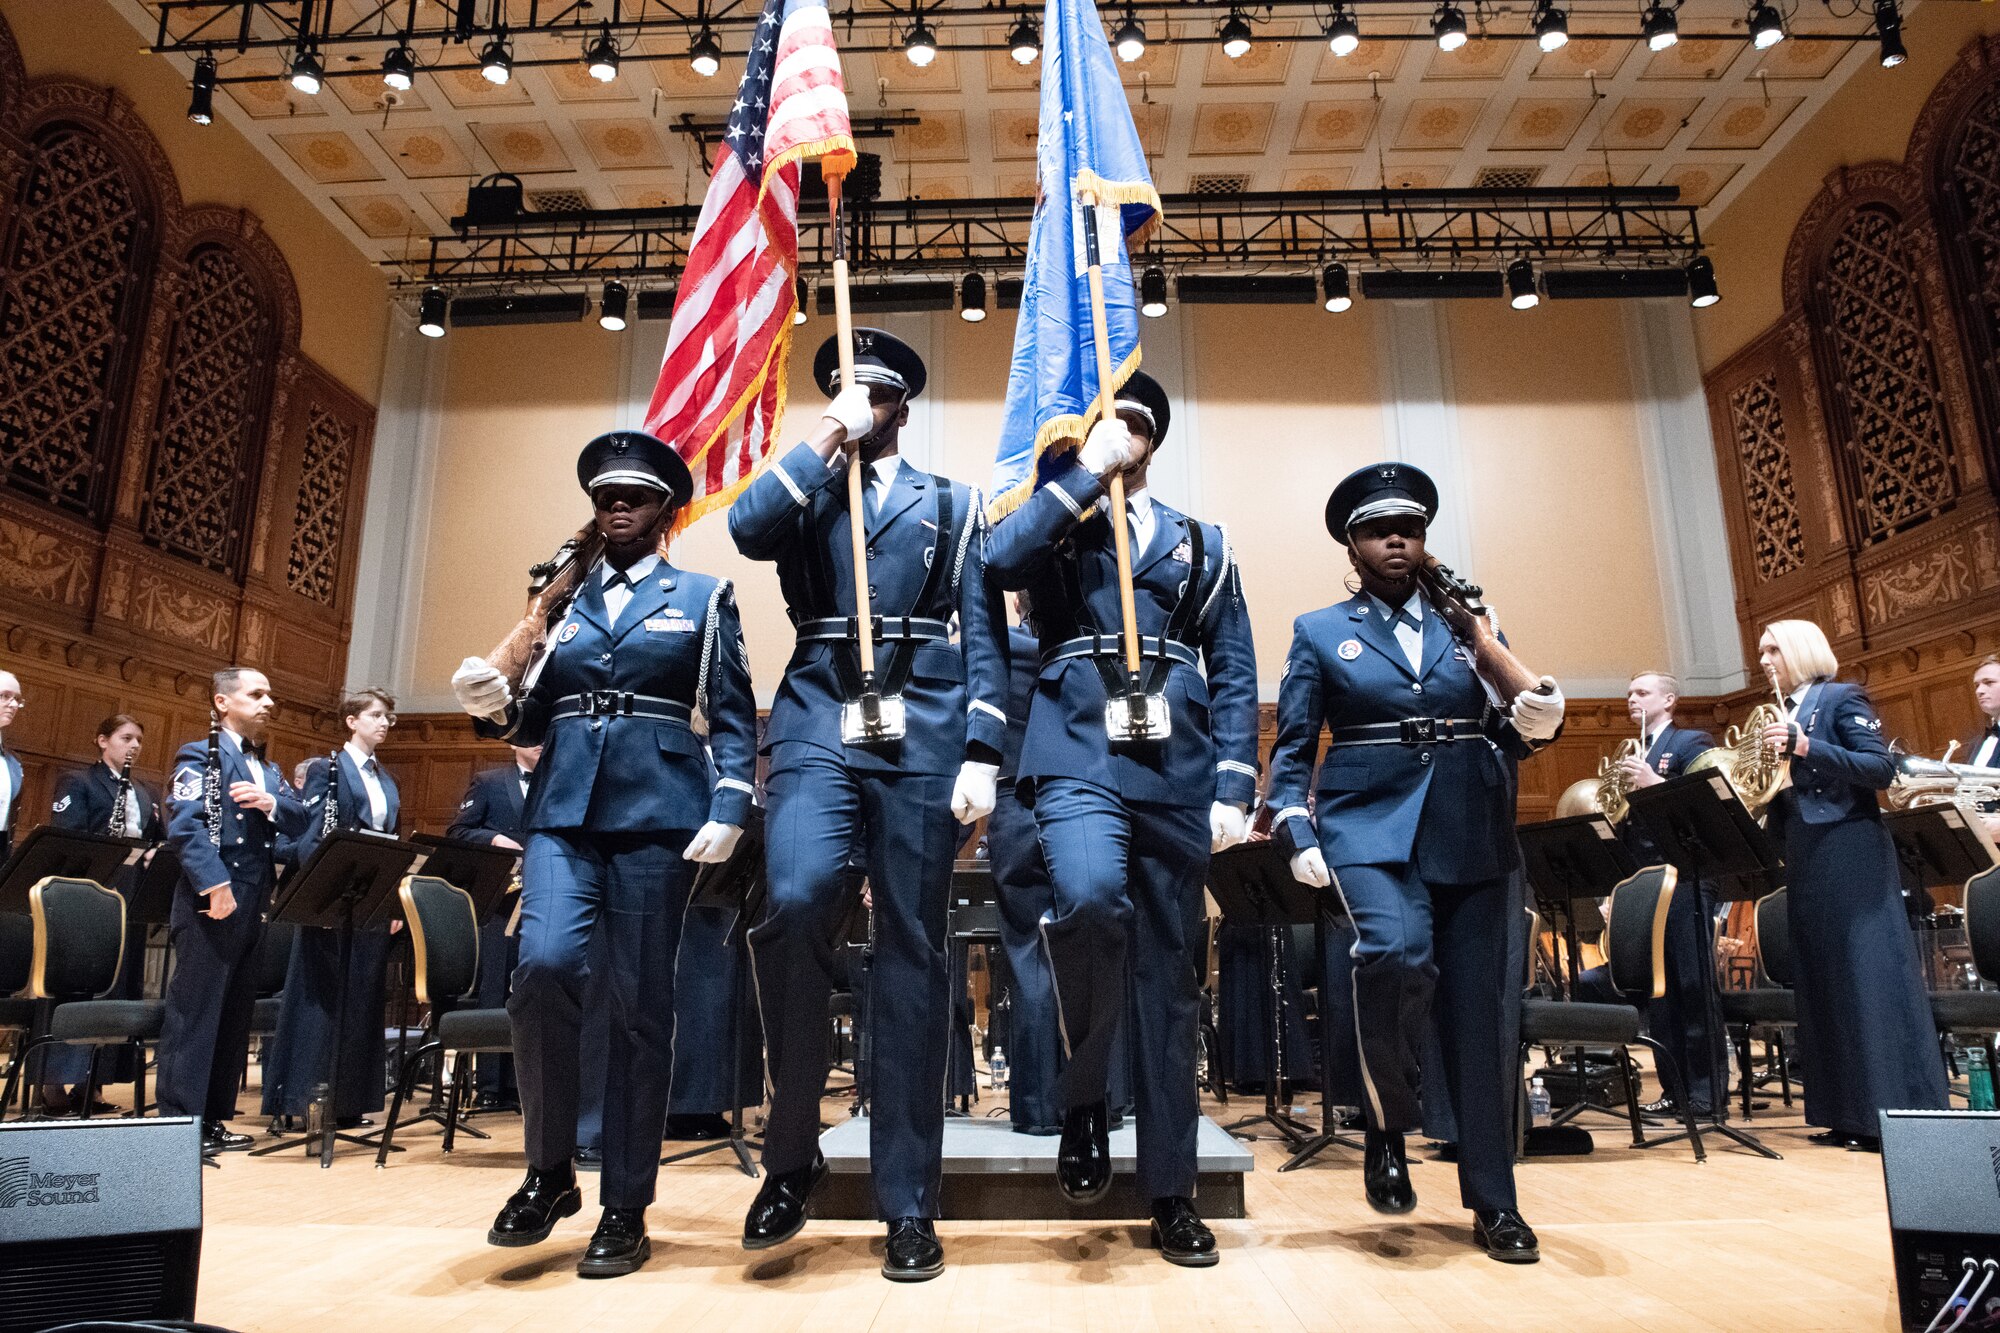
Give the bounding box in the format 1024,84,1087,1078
583,689,622,717
1401,717,1438,744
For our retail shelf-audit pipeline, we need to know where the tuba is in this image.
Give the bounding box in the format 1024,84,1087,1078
1555,736,1643,823
1686,701,1791,819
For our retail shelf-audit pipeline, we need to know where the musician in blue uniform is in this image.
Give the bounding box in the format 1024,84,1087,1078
0,671,21,862
262,688,402,1130
1270,463,1564,1263
985,371,1259,1268
43,713,162,1111
729,329,1006,1283
1608,671,1728,1115
446,745,540,1111
450,430,756,1277
158,668,308,1156
1756,619,1949,1151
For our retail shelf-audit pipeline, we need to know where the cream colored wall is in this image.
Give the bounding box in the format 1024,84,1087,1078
1,0,389,402
406,301,1673,703
1695,2,2000,374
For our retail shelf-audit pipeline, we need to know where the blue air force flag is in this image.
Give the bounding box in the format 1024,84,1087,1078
985,0,1161,522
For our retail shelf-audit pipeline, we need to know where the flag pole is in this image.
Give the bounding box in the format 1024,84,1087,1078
1078,187,1144,690
828,175,885,726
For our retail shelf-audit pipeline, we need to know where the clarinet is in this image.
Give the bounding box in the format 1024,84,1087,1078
203,712,223,849
109,755,134,837
320,747,342,839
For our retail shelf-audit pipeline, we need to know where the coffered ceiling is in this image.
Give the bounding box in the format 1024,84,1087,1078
111,0,1892,271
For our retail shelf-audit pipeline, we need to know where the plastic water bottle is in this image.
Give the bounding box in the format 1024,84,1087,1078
989,1046,1009,1091
1969,1045,1996,1112
1528,1077,1551,1127
305,1081,330,1139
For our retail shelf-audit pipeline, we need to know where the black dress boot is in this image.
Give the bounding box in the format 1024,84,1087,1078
1057,1100,1111,1204
1363,1129,1416,1215
1149,1196,1218,1267
487,1166,582,1246
742,1153,826,1250
1473,1209,1540,1263
881,1217,945,1282
577,1207,651,1277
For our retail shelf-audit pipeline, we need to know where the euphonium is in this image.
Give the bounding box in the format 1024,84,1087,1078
1886,753,2000,815
1686,701,1790,818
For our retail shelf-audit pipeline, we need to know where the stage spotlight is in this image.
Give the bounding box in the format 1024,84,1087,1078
1507,258,1539,310
586,25,620,82
1323,263,1353,313
1875,0,1906,67
1432,2,1468,52
1219,10,1254,59
1009,15,1041,65
1687,256,1720,308
1535,3,1569,52
690,27,723,77
1113,12,1147,62
381,43,416,91
599,281,629,331
480,35,513,84
1140,264,1168,318
794,277,810,325
905,15,938,67
1749,3,1784,49
960,273,989,322
289,46,324,95
1326,6,1360,57
188,55,216,124
418,286,447,338
1642,2,1678,51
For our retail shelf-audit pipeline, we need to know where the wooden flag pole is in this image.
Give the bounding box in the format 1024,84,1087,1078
1078,187,1144,688
828,176,879,694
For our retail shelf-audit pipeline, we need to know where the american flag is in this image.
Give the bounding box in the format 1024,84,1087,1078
645,0,855,529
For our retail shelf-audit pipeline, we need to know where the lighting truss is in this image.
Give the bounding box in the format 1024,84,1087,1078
390,186,1705,292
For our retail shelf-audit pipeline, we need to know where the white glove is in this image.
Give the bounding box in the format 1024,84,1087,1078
951,761,1000,825
683,822,743,864
452,656,512,722
822,384,877,443
1209,801,1248,853
1077,416,1133,477
1511,675,1566,742
1290,846,1332,888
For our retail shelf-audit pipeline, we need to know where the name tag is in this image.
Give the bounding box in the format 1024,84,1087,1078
645,616,695,633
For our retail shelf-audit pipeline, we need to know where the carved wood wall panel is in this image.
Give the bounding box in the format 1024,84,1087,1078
286,403,353,606
1725,371,1806,581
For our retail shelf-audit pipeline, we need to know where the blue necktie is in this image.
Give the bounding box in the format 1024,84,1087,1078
863,463,882,528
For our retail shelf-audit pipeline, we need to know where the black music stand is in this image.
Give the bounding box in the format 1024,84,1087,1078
1624,772,1785,1160
249,830,423,1167
399,834,521,1135
946,860,999,1115
0,828,144,911
1883,806,1995,900
1208,842,1321,1149
1277,885,1367,1173
662,807,765,1178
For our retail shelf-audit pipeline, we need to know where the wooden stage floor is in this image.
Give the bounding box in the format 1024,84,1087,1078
183,1085,1906,1332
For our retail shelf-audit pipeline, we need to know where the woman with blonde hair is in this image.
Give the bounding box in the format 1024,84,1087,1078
1756,619,1946,1151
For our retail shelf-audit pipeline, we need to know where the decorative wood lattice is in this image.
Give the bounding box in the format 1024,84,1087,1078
0,125,145,518
141,244,267,573
1820,205,1957,545
286,403,353,605
1728,373,1806,582
1945,85,2000,395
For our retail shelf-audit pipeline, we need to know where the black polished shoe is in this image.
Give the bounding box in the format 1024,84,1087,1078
576,1146,603,1172
1846,1134,1882,1154
666,1112,732,1141
1363,1129,1416,1215
1639,1096,1680,1117
1808,1130,1862,1148
487,1166,582,1247
1150,1196,1218,1268
1473,1209,1540,1264
1057,1101,1111,1204
742,1154,826,1250
882,1217,945,1282
577,1207,651,1277
202,1121,253,1153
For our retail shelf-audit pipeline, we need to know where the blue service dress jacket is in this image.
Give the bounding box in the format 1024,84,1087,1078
50,763,164,842
726,441,1008,776
1266,594,1543,883
165,737,309,907
296,749,402,855
1780,681,1898,823
983,455,1260,810
476,559,757,834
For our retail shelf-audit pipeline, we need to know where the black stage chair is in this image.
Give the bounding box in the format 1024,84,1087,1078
249,920,297,1120
0,910,37,1115
1931,866,2000,1100
376,875,509,1165
1,877,163,1120
1520,864,1706,1160
1718,890,1799,1120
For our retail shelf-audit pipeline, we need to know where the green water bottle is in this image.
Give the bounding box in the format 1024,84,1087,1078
1969,1044,1997,1113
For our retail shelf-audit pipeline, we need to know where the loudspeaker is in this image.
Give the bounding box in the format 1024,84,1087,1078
0,1116,203,1332
1881,1110,2000,1332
